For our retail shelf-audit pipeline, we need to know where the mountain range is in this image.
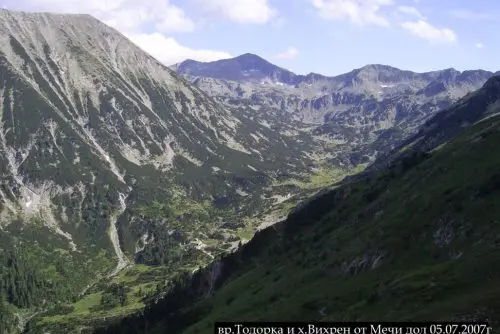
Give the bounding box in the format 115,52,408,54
0,8,499,334
98,74,500,334
173,54,495,166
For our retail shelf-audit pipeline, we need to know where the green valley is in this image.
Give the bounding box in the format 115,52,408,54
96,79,500,333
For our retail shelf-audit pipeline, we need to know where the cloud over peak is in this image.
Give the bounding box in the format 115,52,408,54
128,32,232,65
310,0,458,45
401,20,457,44
311,0,394,26
198,0,276,24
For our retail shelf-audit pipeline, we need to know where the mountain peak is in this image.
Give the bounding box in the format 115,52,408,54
357,64,401,72
174,54,496,92
234,53,266,61
234,53,271,64
175,53,296,83
231,53,276,69
338,64,412,85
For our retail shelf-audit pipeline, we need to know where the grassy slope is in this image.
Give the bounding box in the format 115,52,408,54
36,265,155,325
100,113,500,334
183,113,500,332
31,260,209,333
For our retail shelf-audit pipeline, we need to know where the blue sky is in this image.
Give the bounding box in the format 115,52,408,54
1,0,498,75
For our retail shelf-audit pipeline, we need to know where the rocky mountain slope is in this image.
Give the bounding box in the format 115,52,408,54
366,76,500,174
0,9,335,332
397,76,500,154
174,54,494,118
174,54,495,166
96,76,500,334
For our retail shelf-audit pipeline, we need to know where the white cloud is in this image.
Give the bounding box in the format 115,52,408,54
311,0,394,26
309,0,459,46
401,20,457,44
155,6,196,33
274,47,299,60
449,9,494,20
397,6,424,19
475,42,484,49
198,0,276,24
7,0,196,33
128,33,231,65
